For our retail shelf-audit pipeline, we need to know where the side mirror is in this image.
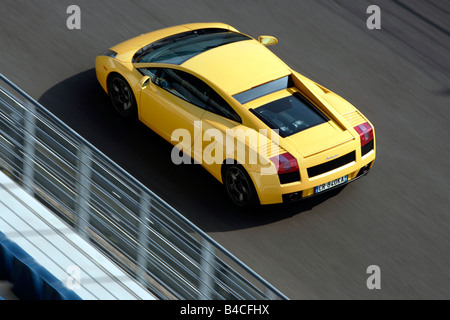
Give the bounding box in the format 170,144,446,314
140,76,151,89
258,35,278,46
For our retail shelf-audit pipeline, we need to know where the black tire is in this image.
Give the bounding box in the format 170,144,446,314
108,74,137,120
223,164,259,209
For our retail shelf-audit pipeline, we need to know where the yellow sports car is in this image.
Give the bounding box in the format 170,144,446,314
95,23,375,208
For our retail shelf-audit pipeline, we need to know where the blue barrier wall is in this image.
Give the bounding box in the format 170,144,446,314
0,231,81,300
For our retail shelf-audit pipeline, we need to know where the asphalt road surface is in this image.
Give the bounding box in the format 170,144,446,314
1,0,449,299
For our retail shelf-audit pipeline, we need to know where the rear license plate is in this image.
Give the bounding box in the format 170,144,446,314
315,175,348,194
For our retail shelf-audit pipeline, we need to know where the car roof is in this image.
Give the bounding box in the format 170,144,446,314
181,38,291,96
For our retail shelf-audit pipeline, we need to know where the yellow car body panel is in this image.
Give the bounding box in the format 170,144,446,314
139,73,206,143
95,23,376,206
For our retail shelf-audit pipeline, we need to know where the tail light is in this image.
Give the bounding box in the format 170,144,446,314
270,152,299,174
354,122,373,147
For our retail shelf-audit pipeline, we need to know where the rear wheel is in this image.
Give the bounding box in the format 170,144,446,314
108,74,137,119
223,164,259,209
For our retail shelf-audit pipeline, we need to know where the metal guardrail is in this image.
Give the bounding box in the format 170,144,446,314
0,73,288,300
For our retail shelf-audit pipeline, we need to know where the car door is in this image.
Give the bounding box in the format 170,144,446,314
192,88,243,180
138,67,208,150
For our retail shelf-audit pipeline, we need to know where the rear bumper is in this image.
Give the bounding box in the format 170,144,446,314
282,162,372,203
249,146,375,205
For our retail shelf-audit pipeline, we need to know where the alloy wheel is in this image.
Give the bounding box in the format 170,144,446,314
110,77,134,116
225,166,252,206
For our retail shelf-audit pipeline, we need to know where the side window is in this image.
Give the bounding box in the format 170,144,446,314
140,68,158,83
145,68,210,109
207,90,242,123
141,67,241,123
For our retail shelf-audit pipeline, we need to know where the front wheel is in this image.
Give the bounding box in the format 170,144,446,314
108,74,137,119
223,164,259,209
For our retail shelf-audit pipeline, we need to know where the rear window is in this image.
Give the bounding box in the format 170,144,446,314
233,76,294,104
251,92,329,137
134,29,251,65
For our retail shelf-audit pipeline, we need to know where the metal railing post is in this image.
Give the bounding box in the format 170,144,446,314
199,239,217,300
75,144,92,240
136,192,152,286
21,102,36,195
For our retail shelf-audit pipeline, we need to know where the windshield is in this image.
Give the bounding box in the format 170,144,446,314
251,92,329,137
134,29,251,65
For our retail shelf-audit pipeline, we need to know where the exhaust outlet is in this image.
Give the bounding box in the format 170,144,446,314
289,192,301,201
